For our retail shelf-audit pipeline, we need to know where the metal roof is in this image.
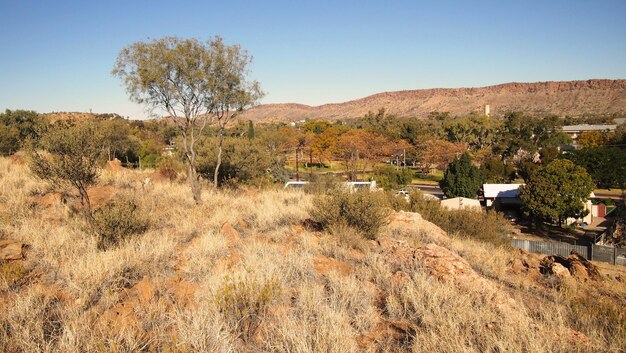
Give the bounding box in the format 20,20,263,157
562,124,617,132
483,184,524,198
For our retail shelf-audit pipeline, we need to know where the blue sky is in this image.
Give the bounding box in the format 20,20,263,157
1,0,625,118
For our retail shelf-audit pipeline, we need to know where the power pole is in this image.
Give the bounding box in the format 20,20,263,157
295,147,300,181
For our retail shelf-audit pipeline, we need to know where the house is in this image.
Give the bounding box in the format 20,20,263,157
483,184,524,208
561,124,617,139
440,197,481,211
565,192,596,226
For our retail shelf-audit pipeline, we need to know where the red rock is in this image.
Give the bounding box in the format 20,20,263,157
221,223,241,245
313,256,353,277
0,240,25,260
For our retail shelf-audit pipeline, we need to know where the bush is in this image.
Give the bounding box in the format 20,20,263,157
156,157,183,181
409,190,509,246
310,191,391,240
374,165,414,191
91,196,149,250
30,123,103,215
215,275,281,342
303,173,342,195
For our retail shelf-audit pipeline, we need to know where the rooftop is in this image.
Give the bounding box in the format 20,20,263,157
562,124,617,132
483,184,524,198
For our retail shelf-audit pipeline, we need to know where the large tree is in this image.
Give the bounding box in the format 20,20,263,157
439,152,482,198
567,147,626,190
112,36,262,203
518,159,595,226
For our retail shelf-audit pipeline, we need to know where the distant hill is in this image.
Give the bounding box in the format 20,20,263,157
240,79,626,122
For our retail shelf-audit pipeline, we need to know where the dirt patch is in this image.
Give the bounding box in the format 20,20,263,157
106,159,127,173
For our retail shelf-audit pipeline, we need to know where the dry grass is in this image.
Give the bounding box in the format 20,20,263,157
1,156,626,352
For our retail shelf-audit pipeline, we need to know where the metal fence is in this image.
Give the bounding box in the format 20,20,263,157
511,239,626,266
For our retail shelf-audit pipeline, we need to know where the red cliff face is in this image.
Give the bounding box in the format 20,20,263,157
241,79,626,122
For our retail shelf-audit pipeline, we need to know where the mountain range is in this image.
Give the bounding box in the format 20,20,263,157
239,79,626,122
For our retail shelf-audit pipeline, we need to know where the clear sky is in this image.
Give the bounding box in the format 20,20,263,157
1,0,625,118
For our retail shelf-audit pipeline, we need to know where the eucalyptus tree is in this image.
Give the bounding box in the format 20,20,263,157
112,36,263,203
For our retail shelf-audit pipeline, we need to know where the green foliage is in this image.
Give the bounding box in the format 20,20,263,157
215,275,281,342
517,161,540,182
375,165,414,190
30,124,104,213
518,159,595,225
439,153,482,198
0,124,20,155
113,36,263,201
91,196,149,250
409,190,509,246
310,190,391,239
197,137,288,187
0,109,43,154
302,173,343,195
97,118,140,163
493,113,569,158
567,147,626,189
479,157,515,183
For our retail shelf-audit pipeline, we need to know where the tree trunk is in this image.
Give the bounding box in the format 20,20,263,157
181,127,202,204
77,183,92,218
188,164,202,204
214,125,224,190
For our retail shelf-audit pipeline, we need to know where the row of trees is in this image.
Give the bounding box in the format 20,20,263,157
5,35,626,212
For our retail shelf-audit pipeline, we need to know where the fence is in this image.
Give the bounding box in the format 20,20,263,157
511,239,626,266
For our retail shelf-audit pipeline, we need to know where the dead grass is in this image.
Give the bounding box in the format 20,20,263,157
1,156,626,352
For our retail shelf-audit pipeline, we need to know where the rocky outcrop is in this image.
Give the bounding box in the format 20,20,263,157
540,252,603,281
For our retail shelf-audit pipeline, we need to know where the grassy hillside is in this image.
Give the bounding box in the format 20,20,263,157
0,157,625,352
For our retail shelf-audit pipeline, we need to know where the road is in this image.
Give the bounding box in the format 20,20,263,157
408,183,444,197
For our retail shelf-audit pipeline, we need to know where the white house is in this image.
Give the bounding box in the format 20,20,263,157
483,184,524,208
440,197,481,211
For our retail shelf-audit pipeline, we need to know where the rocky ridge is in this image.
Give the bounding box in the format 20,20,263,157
241,79,626,122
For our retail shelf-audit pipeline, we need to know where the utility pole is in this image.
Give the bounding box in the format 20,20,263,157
295,147,300,181
403,149,406,169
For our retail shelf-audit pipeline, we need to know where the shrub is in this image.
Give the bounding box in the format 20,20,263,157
374,165,414,191
303,173,342,195
215,275,281,342
30,123,104,215
409,190,509,246
310,191,391,240
156,157,183,181
91,196,149,250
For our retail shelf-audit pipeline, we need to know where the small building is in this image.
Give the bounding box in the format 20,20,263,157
483,183,524,208
565,192,596,226
440,197,481,211
561,124,617,139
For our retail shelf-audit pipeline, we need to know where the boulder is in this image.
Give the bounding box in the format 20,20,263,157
550,262,571,279
0,240,26,260
313,255,353,277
